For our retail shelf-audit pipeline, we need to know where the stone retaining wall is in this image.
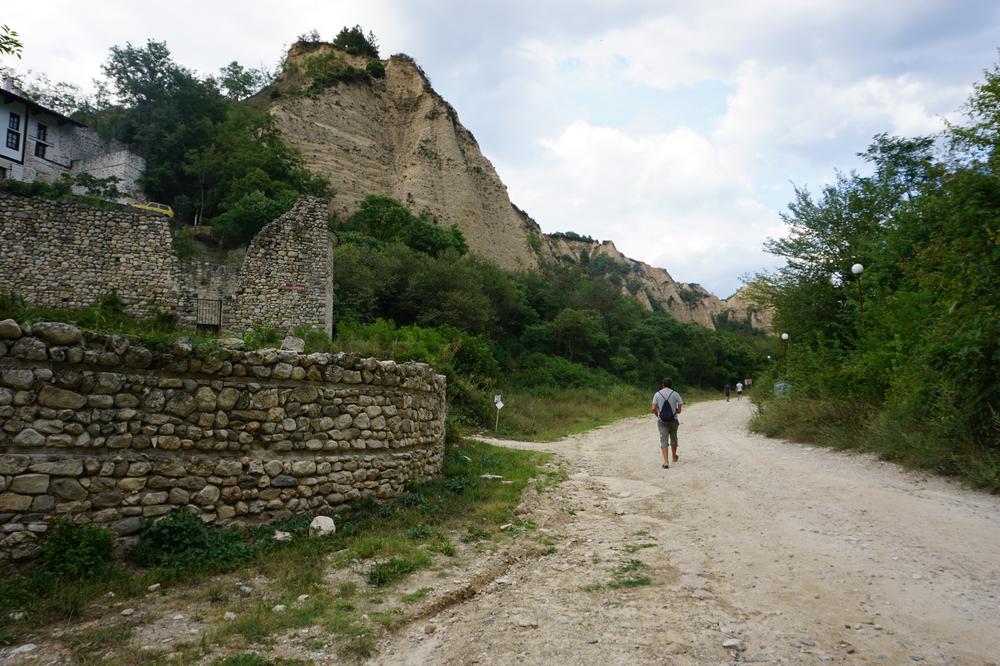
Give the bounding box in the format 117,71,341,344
0,193,334,335
0,195,181,318
0,319,446,567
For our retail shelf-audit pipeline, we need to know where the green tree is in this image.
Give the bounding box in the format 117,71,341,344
217,61,272,100
332,25,380,58
343,195,468,257
80,40,329,240
551,308,609,363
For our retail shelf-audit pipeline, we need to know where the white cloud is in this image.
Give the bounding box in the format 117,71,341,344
715,61,965,162
497,119,781,295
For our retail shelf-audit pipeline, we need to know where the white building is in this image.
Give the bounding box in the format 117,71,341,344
0,78,145,199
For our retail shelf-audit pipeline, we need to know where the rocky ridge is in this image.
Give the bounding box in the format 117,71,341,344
266,43,766,330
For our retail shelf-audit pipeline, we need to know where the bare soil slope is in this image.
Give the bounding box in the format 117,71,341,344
374,400,1000,665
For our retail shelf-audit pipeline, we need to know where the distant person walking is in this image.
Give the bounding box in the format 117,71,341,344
652,378,684,468
736,382,743,400
724,383,731,402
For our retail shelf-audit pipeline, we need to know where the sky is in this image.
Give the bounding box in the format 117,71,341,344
5,1,1000,297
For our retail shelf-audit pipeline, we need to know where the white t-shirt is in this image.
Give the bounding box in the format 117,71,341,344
736,382,743,392
652,388,683,420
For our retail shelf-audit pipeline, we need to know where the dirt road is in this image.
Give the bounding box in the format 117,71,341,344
374,399,1000,665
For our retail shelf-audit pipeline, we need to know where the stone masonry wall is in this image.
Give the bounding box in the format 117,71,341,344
0,193,334,335
0,194,182,318
226,197,334,336
0,319,446,567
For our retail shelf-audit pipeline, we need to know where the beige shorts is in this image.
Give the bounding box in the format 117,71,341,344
657,419,679,448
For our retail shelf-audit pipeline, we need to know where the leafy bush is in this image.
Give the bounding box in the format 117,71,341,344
210,189,299,246
526,232,542,252
70,173,123,200
171,225,197,260
130,510,253,571
292,324,334,353
366,60,386,79
304,51,369,92
40,520,114,580
243,324,281,348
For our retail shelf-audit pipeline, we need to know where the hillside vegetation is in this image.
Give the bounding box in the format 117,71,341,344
750,58,1000,489
330,195,768,438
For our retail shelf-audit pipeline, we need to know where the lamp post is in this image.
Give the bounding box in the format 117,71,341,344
851,263,864,324
780,333,789,378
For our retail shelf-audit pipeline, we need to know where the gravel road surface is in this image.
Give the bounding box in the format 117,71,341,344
373,399,1000,665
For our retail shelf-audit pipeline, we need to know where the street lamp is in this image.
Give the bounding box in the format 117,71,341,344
780,332,789,377
851,263,864,324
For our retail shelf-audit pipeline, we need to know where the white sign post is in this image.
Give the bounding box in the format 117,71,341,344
494,394,504,432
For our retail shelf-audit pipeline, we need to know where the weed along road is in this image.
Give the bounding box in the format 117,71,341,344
374,399,1000,665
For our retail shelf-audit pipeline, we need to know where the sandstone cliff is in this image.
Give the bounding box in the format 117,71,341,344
540,230,771,330
266,43,539,272
265,43,766,330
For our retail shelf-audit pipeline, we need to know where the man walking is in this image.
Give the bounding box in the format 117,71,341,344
736,381,743,400
652,378,684,468
724,383,731,402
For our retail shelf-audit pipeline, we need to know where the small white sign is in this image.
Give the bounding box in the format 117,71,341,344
494,394,504,431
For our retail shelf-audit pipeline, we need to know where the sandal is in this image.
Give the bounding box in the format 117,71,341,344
662,464,669,469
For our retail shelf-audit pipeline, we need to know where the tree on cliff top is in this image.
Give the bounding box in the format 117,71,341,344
332,25,380,59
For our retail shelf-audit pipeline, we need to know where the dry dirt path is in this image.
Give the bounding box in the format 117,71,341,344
373,399,1000,665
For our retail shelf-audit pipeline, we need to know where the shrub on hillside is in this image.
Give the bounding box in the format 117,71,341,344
304,51,369,92
366,59,386,79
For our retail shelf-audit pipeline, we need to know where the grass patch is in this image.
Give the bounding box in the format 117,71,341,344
400,587,433,604
0,291,209,349
608,559,652,589
367,554,431,587
494,384,647,441
623,543,656,554
585,559,652,592
66,623,136,662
